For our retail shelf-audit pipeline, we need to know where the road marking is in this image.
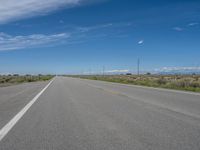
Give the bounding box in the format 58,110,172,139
0,78,54,142
85,81,200,120
86,83,122,96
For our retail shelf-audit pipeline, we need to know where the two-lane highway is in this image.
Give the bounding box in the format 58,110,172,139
0,77,200,150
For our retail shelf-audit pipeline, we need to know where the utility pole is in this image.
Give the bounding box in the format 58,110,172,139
137,58,140,76
103,66,105,76
89,68,91,75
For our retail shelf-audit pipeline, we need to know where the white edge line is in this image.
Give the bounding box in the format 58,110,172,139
0,78,55,141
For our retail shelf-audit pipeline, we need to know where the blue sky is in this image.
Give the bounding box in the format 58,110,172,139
0,0,200,74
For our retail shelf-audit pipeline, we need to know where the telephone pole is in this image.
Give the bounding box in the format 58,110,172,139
89,68,91,75
103,66,105,76
137,58,140,76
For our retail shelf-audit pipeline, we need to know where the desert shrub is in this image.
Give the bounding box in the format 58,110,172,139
0,75,54,86
71,75,200,93
157,78,167,85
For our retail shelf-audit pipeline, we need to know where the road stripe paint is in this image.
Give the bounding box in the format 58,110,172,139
85,81,200,120
86,83,122,96
0,78,54,142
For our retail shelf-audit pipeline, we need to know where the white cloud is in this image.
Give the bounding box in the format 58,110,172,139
59,20,64,24
188,22,199,26
76,23,113,32
0,72,12,75
0,32,70,51
155,67,200,72
0,0,83,24
138,40,144,44
173,27,184,31
73,22,133,33
106,70,130,73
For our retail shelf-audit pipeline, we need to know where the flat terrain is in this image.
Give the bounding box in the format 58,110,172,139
0,75,53,87
0,77,200,150
73,75,200,92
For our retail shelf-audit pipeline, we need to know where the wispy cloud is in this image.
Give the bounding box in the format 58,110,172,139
0,0,84,24
76,23,113,32
173,27,184,31
173,22,199,32
0,32,70,51
0,21,134,51
72,22,132,33
188,22,199,26
64,22,133,42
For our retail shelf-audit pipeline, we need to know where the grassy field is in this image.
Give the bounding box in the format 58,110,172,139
70,75,200,93
0,75,54,87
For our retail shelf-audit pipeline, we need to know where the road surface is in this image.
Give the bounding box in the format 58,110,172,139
0,77,200,150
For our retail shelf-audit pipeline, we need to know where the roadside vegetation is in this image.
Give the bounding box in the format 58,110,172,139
0,75,54,87
70,75,200,93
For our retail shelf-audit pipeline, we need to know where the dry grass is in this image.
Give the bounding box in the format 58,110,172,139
71,75,200,92
0,75,54,87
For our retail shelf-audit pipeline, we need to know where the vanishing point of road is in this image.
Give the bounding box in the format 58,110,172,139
0,77,200,150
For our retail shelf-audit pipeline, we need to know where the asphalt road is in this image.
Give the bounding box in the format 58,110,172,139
0,81,48,130
0,77,200,150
